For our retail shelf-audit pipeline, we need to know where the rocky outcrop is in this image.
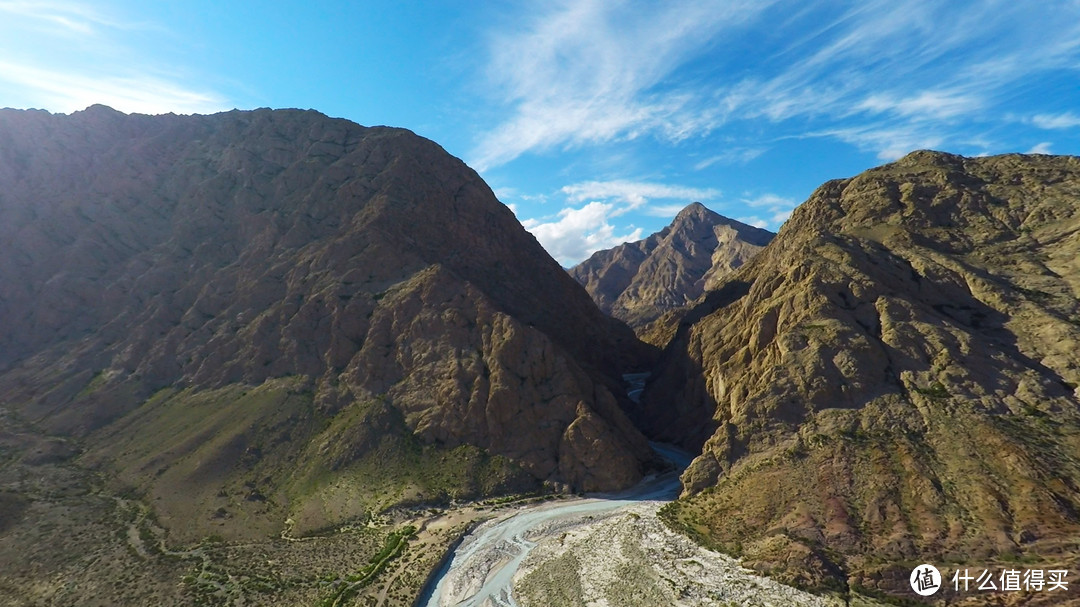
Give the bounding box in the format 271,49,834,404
0,106,655,538
645,152,1080,599
569,202,772,329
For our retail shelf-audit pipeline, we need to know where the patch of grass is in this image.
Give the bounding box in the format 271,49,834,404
75,370,109,398
1014,286,1053,303
840,427,873,442
317,525,417,607
285,397,538,534
799,322,830,337
913,382,950,399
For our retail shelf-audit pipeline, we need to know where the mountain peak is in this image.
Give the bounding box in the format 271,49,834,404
673,201,712,220
570,203,774,330
75,103,122,116
644,152,1080,598
892,148,965,169
0,107,657,542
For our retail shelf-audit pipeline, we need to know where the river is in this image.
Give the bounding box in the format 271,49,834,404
417,442,693,607
416,370,835,607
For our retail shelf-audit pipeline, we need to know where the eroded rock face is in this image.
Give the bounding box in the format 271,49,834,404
0,106,654,535
569,202,773,330
645,152,1080,598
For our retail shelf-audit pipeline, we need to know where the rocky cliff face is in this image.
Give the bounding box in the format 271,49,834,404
569,202,773,330
0,106,655,539
646,152,1080,599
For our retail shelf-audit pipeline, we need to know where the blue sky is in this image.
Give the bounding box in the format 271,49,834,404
3,1,1080,265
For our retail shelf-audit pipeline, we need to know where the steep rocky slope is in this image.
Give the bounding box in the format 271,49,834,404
645,152,1080,601
0,106,655,541
569,202,773,330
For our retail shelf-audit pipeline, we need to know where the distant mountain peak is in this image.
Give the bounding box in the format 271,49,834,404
674,201,712,219
569,202,774,330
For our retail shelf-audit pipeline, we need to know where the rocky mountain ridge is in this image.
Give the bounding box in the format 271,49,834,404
645,150,1080,601
569,202,773,330
4,105,1080,605
0,106,656,541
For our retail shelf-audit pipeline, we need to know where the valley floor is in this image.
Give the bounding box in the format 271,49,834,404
419,444,860,607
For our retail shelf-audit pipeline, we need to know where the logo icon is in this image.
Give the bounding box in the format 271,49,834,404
911,564,942,596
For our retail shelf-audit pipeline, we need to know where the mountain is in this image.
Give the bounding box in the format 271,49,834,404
569,202,773,330
0,105,656,541
645,151,1080,600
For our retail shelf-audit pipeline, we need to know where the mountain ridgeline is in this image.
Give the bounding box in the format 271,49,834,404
569,202,773,332
3,105,1080,605
0,106,656,541
644,151,1080,600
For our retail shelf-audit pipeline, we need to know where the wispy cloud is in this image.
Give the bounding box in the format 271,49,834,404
517,177,718,264
473,0,1080,166
522,202,643,266
719,1,1080,158
1031,112,1080,130
856,90,982,120
561,179,719,209
744,193,795,209
737,193,797,230
811,125,946,160
469,0,778,170
1027,142,1053,154
0,2,227,115
0,1,145,35
0,60,227,115
643,203,695,218
694,147,766,170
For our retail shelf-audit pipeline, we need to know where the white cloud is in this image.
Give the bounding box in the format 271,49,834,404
693,147,766,170
479,0,1080,163
738,193,797,230
856,90,982,120
0,1,144,35
1028,142,1053,154
471,0,1080,166
643,203,694,218
737,217,770,229
560,179,719,209
522,178,717,262
772,208,795,224
743,193,794,208
0,60,227,115
745,2,1080,158
1031,112,1080,130
812,125,945,160
470,0,778,170
0,2,227,115
522,201,644,266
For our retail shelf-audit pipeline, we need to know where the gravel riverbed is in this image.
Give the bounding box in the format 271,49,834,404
421,455,844,607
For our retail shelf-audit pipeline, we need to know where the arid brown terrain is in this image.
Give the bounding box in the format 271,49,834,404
0,106,656,606
644,151,1080,603
3,105,1080,606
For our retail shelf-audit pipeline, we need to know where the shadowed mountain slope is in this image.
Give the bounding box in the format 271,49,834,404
0,106,656,540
